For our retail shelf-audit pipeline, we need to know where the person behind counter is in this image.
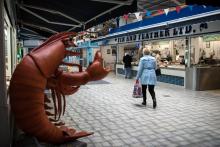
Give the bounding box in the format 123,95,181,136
136,48,157,108
123,52,132,79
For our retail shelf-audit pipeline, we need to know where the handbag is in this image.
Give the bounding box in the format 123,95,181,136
132,83,143,98
155,68,161,76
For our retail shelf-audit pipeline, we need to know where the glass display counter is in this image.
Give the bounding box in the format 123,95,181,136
116,63,185,86
185,34,220,90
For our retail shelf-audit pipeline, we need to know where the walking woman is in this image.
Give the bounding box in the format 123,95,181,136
136,48,157,108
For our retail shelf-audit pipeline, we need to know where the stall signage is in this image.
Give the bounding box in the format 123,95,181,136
116,22,209,43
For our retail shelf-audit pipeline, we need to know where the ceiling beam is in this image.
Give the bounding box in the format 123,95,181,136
20,22,58,34
19,36,46,40
20,27,40,35
86,4,124,25
20,32,46,37
147,0,172,10
67,26,77,32
22,4,82,25
67,4,124,32
170,0,182,5
20,33,47,39
19,5,81,27
90,0,133,5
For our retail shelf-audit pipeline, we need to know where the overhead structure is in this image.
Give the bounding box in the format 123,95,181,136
16,0,137,39
15,0,219,39
137,0,219,13
137,0,185,12
185,0,220,7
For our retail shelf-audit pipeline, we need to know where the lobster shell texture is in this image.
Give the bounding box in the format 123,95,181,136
9,32,110,144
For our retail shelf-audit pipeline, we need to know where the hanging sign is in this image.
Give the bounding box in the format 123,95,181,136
114,20,220,43
176,6,181,13
98,20,220,45
164,8,169,15
134,12,142,21
146,10,151,17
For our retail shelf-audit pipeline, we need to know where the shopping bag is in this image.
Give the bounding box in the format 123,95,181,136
132,83,143,98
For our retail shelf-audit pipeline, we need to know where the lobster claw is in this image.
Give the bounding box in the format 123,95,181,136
60,85,80,95
60,126,94,141
86,51,110,81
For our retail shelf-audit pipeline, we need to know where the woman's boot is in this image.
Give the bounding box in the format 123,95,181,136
142,98,146,105
153,98,157,109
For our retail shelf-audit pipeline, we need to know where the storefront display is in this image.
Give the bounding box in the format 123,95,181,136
117,42,142,65
144,38,186,69
190,34,220,66
95,6,220,89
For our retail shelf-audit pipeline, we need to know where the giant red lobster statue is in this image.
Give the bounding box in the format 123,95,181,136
9,32,110,144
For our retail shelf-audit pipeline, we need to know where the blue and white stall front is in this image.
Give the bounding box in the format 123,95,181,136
93,5,220,90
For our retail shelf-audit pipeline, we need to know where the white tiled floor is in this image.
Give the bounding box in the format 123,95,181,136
62,72,220,147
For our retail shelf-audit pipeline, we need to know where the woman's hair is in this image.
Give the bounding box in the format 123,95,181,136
143,48,150,55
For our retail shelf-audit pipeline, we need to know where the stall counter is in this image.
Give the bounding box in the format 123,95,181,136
116,63,185,86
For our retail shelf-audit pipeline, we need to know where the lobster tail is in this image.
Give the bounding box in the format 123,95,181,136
9,55,64,143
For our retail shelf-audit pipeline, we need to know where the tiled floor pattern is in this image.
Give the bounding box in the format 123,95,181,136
62,73,220,147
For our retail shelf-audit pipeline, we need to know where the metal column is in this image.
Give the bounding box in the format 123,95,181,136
0,0,11,146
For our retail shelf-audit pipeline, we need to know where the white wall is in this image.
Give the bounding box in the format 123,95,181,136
11,28,17,72
118,44,125,63
100,45,116,70
4,9,11,79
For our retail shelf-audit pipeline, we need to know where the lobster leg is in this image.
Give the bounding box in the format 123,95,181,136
44,104,53,110
62,94,66,116
54,121,65,126
44,94,51,103
51,88,58,120
45,111,54,116
55,89,62,120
